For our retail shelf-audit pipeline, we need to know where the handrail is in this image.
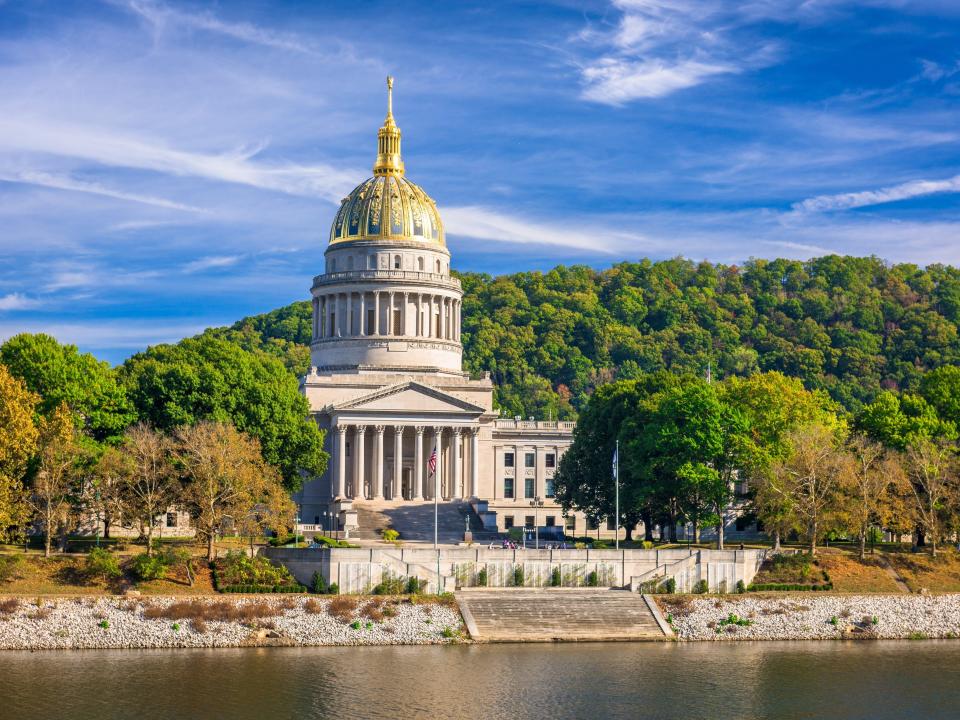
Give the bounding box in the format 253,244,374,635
312,269,461,288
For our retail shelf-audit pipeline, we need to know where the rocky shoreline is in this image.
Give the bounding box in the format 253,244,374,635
0,595,464,650
660,594,960,641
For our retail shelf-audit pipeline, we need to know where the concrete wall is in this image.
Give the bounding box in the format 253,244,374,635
264,546,766,595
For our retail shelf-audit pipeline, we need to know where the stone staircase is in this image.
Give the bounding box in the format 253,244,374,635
455,588,670,642
352,500,494,543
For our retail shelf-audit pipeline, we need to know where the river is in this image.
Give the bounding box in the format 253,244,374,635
2,641,959,719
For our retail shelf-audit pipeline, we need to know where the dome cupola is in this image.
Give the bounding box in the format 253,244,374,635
329,77,445,246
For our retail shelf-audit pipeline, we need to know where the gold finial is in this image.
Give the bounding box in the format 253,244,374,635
374,75,404,176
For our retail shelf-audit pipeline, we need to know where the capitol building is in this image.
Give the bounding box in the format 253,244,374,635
294,79,577,539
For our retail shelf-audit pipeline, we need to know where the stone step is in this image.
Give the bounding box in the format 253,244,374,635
352,500,488,542
455,589,668,642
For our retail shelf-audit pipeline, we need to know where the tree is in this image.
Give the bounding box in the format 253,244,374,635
89,446,134,540
0,364,38,542
770,424,847,555
121,334,327,491
0,334,134,444
30,403,83,557
902,439,957,557
176,421,281,560
841,434,905,559
119,424,179,556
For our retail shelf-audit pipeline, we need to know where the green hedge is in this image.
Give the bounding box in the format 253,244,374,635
219,584,307,594
748,583,834,592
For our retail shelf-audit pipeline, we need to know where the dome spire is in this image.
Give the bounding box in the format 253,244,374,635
374,76,404,176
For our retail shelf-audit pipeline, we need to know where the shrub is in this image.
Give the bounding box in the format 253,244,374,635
191,618,207,633
0,598,20,614
372,573,407,595
405,576,424,595
312,571,329,595
350,620,361,629
512,566,525,587
362,600,385,623
381,528,400,544
550,567,562,587
574,542,587,550
476,568,488,587
441,626,456,639
328,582,340,595
304,599,323,614
829,616,838,626
693,579,709,594
592,540,610,549
171,623,180,632
661,578,676,594
86,548,121,581
586,570,599,587
747,583,833,592
132,552,170,581
718,613,752,629
143,600,276,623
328,596,358,623
641,541,655,550
214,551,295,589
735,580,746,594
98,619,109,629
0,555,24,583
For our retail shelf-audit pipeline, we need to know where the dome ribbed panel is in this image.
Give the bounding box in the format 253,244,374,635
329,175,444,246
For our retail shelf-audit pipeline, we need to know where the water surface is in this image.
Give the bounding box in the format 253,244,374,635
2,641,959,719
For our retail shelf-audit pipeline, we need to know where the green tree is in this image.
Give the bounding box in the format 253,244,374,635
0,364,38,542
120,334,327,491
30,403,83,557
0,334,135,444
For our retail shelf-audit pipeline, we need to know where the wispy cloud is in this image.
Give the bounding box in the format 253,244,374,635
792,173,960,213
182,255,243,273
0,170,205,212
0,293,40,311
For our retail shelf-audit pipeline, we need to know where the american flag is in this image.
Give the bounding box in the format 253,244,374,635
427,445,437,476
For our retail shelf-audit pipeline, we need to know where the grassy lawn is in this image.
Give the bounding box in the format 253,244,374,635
816,551,902,593
885,549,960,593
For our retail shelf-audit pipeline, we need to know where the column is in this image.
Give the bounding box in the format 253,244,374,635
402,292,409,336
428,295,435,338
432,426,443,500
311,298,318,340
354,426,366,499
393,426,404,499
373,425,385,500
470,428,479,498
414,426,424,500
346,291,353,336
452,428,462,499
324,294,331,337
359,292,366,336
335,424,347,498
388,291,395,335
374,291,381,334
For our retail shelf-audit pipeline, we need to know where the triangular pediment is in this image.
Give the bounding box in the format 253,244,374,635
333,381,485,414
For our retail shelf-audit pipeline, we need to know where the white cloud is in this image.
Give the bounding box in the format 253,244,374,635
0,170,204,212
581,58,735,103
183,255,243,273
0,293,40,311
792,173,960,213
443,206,644,253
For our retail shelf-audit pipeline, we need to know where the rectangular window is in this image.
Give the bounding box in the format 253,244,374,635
587,518,598,531
504,452,514,468
524,515,535,529
504,515,514,529
606,517,616,531
545,516,556,527
504,477,514,499
545,478,555,498
346,442,351,458
545,453,555,468
565,515,576,531
524,478,535,498
166,512,177,528
525,452,535,468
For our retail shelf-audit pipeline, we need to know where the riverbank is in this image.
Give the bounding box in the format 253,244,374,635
660,593,960,640
0,595,464,650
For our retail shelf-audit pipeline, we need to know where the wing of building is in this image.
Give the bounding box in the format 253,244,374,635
295,78,576,539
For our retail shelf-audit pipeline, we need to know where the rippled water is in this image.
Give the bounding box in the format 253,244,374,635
2,641,959,719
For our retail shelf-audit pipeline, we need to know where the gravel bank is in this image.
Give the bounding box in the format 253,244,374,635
661,594,960,641
0,596,464,651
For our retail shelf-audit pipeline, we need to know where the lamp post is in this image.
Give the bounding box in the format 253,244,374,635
529,496,544,550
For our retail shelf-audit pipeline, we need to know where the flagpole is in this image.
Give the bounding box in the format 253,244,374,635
615,439,620,551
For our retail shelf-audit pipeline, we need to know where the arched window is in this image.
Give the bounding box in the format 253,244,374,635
368,255,376,269
394,254,401,269
417,256,424,271
435,259,441,273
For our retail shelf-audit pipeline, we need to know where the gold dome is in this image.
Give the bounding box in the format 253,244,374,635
329,77,445,246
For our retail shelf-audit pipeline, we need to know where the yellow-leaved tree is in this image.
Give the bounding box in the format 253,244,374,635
0,364,39,542
31,402,83,556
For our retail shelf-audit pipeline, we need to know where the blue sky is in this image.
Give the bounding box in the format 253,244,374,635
1,0,959,363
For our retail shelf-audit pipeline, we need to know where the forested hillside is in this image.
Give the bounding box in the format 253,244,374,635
228,255,960,420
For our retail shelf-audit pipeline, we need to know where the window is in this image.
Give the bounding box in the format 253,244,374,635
329,258,336,272
346,442,351,458
504,477,514,499
524,452,535,468
606,517,616,531
545,453,555,468
166,512,177,528
347,256,354,270
524,477,535,498
329,312,336,336
504,516,514,529
565,515,576,531
394,254,401,269
735,516,749,531
587,518,598,531
368,255,376,269
314,515,320,525
524,515,535,529
417,256,424,271
435,259,441,273
545,516,556,527
504,452,514,468
545,478,555,498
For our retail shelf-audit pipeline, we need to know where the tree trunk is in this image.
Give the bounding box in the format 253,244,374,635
44,531,51,558
859,530,866,561
810,519,818,556
693,520,700,544
624,525,633,543
643,513,654,542
147,525,154,557
717,520,725,550
773,530,781,553
207,533,215,561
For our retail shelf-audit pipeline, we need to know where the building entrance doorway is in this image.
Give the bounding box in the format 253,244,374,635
402,468,412,500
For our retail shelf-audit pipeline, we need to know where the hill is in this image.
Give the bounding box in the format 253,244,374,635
225,255,960,419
